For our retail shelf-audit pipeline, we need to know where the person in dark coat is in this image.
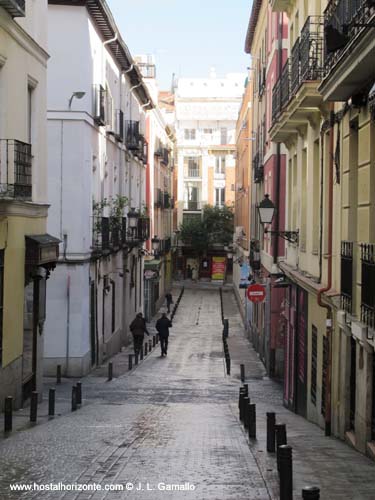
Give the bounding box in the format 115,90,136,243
165,292,173,313
130,312,149,356
155,313,172,357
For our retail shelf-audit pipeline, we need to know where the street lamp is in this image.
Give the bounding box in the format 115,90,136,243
127,208,139,239
152,235,160,256
257,194,299,244
68,91,86,109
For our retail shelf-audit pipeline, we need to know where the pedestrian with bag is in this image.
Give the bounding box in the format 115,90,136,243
165,292,173,313
130,312,149,356
155,313,172,357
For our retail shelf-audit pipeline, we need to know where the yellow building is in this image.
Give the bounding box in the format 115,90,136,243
269,0,375,458
0,1,59,409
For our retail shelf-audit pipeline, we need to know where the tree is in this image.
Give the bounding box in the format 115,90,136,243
179,205,234,254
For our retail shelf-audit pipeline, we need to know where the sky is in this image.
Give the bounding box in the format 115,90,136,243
107,0,251,90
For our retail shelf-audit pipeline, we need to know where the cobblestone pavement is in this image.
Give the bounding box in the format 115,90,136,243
1,287,375,500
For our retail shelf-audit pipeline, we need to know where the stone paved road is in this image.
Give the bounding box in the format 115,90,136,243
0,289,271,500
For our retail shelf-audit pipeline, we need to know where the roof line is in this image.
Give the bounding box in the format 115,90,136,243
244,0,263,54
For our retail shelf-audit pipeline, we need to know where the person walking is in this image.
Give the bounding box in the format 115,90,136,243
165,292,173,313
155,313,172,357
130,312,149,356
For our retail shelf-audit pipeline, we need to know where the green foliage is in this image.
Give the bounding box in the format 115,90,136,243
179,204,234,254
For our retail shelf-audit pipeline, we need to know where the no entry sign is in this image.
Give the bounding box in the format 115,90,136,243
247,283,266,303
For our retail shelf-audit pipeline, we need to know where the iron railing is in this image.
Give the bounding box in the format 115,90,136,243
291,38,301,96
300,16,324,81
163,192,170,208
0,139,32,200
155,188,163,208
0,0,25,17
115,109,124,142
161,147,169,166
361,243,375,329
253,152,263,184
183,201,201,211
324,0,375,71
281,59,290,109
340,241,353,314
92,216,110,252
272,78,281,122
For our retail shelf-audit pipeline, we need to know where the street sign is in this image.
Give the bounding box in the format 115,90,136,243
247,283,266,303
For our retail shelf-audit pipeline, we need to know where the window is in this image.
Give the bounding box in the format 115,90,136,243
27,85,33,144
220,128,228,145
0,250,4,365
215,188,225,207
184,129,196,140
203,128,212,134
184,156,200,177
215,156,226,174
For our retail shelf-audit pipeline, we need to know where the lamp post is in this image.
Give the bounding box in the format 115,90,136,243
258,194,299,244
152,236,160,257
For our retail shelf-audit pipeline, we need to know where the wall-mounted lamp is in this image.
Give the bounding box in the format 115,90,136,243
68,91,86,109
258,194,299,244
152,236,160,255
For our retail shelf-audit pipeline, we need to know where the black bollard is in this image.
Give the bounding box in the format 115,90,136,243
239,387,246,410
248,403,256,438
276,423,287,472
145,342,148,356
56,364,62,384
140,345,144,360
128,354,133,371
30,391,38,423
135,353,139,365
71,386,77,412
108,362,113,381
243,383,249,397
279,445,293,500
226,356,231,375
302,486,320,500
239,389,246,420
153,336,156,347
48,388,55,417
4,396,13,433
240,364,245,382
267,412,276,452
149,339,152,351
243,396,250,429
76,382,82,406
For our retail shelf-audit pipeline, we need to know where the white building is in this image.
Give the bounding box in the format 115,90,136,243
44,0,153,376
175,73,245,223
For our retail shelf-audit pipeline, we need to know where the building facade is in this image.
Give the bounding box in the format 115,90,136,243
44,0,152,377
0,0,59,409
244,1,289,378
175,73,244,280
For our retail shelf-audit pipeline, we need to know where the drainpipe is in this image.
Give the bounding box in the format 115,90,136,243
317,105,335,437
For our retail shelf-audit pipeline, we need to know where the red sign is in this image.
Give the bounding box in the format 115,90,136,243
247,283,266,303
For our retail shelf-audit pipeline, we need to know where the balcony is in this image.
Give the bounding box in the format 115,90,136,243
163,192,171,209
155,188,163,208
361,243,375,329
270,17,324,142
183,201,202,211
341,241,353,314
320,0,375,101
115,110,124,142
0,139,32,200
0,0,25,17
93,85,106,126
123,216,150,245
92,216,110,254
125,121,140,151
161,147,169,166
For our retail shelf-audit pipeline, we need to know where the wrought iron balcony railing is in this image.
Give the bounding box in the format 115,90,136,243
115,109,124,142
324,0,375,72
0,0,25,17
125,121,140,151
271,78,281,122
341,241,353,314
252,152,264,184
291,38,301,96
163,192,170,209
161,147,169,166
0,139,32,200
361,243,375,329
281,59,290,109
92,216,110,253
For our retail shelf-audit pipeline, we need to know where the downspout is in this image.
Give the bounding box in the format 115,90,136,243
317,105,335,437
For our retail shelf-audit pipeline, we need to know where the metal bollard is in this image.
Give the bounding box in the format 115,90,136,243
48,388,55,417
108,362,113,381
266,412,276,452
279,445,293,500
302,486,320,500
248,403,256,439
276,423,287,472
140,345,144,360
71,386,77,412
149,339,152,351
243,383,249,397
226,356,231,375
145,342,148,356
56,364,62,384
239,387,246,410
153,336,156,347
135,353,139,365
240,364,245,382
76,382,82,406
239,389,246,420
30,391,38,423
243,396,250,429
128,354,133,371
4,396,13,433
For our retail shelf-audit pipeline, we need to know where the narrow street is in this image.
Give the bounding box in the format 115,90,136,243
1,287,375,499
